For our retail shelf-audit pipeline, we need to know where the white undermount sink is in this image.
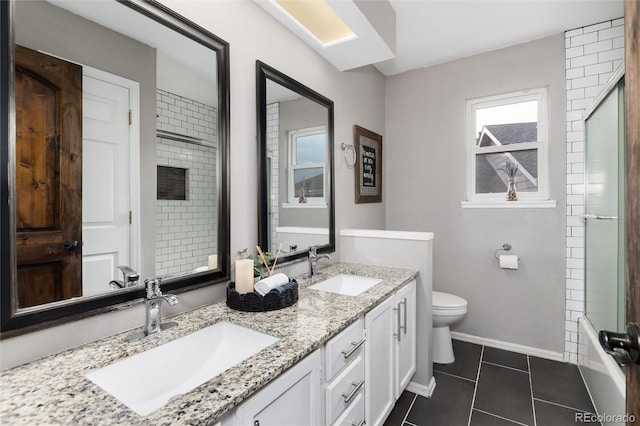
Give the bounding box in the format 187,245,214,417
86,322,279,416
308,274,383,296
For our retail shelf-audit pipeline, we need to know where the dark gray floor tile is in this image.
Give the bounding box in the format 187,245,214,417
470,409,523,426
433,339,482,381
482,347,529,372
534,399,594,425
529,356,595,413
383,390,415,426
406,371,474,426
474,363,534,425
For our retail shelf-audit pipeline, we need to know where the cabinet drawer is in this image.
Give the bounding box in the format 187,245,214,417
325,354,364,425
332,392,365,426
325,317,364,381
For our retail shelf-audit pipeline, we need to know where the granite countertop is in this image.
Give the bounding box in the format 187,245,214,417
0,262,418,425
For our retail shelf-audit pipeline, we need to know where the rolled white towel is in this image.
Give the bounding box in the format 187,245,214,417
254,273,290,296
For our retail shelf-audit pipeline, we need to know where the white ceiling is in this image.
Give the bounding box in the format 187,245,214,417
376,0,624,76
258,0,624,76
46,0,217,106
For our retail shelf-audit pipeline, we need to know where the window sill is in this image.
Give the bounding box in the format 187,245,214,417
461,200,557,209
282,203,328,209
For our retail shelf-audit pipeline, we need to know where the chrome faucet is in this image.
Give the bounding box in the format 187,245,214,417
109,265,140,290
307,246,331,278
126,276,178,341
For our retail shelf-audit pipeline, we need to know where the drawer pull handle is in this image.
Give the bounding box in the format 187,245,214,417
401,297,407,335
341,339,365,359
351,420,366,426
342,379,364,404
393,306,401,342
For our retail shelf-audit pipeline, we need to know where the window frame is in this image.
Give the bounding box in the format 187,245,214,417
465,88,549,203
287,125,327,204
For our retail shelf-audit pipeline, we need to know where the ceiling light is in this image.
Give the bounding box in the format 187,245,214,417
275,0,356,46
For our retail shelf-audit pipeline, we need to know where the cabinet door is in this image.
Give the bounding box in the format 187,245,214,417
236,350,322,426
395,280,417,398
364,296,395,426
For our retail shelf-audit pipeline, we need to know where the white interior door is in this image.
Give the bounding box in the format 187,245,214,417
82,69,136,296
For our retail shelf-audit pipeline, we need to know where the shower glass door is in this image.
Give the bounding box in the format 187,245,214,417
584,78,625,334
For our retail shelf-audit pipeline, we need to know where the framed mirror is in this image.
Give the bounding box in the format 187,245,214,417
1,0,230,335
256,61,334,263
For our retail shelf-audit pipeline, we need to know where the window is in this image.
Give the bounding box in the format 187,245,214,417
466,88,549,203
288,126,326,203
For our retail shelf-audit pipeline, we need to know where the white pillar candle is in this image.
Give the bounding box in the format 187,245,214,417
208,255,218,270
235,259,254,294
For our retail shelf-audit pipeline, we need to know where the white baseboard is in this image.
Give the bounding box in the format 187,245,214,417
406,376,436,398
450,331,564,363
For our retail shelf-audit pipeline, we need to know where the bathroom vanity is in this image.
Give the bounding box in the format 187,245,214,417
0,263,417,425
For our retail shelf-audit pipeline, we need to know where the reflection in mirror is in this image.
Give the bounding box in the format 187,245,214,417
256,61,334,263
1,0,230,334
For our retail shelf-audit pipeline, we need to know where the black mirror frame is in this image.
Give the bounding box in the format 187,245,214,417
256,60,335,264
0,0,231,337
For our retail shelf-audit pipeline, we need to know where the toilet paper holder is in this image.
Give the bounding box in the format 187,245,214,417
494,243,520,260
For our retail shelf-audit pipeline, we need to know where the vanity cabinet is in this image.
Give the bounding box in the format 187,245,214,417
217,279,416,426
365,280,417,426
324,318,366,425
234,349,322,426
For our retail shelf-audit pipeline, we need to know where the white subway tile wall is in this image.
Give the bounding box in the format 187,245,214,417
156,89,218,277
564,18,624,363
267,102,280,252
156,88,217,142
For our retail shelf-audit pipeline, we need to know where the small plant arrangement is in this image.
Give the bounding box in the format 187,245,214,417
503,160,518,201
237,243,284,278
237,248,271,277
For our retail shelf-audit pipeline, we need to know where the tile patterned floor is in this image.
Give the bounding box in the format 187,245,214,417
384,340,597,426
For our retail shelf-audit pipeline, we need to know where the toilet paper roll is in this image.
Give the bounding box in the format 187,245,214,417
499,255,519,270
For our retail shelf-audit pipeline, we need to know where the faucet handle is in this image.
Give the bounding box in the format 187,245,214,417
117,265,140,284
144,275,172,297
144,277,160,298
308,246,318,256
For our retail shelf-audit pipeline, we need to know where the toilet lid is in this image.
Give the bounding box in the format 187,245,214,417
433,291,467,309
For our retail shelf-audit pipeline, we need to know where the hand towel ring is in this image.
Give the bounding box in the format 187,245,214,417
340,143,356,169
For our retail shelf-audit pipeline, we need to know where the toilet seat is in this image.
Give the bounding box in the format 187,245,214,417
432,291,467,311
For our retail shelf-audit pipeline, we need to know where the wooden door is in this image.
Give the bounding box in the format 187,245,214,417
15,45,82,308
625,1,640,421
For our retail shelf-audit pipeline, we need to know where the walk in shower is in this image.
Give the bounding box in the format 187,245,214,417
579,64,626,423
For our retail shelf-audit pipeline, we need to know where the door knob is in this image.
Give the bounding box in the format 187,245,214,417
63,240,79,251
599,322,640,365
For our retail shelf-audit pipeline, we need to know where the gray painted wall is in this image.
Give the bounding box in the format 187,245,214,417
384,35,567,353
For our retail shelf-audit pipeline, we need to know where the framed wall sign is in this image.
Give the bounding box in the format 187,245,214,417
354,125,382,203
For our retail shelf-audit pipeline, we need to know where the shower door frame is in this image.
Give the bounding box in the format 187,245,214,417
624,0,639,419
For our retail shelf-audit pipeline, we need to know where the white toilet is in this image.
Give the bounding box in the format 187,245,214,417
432,291,468,364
